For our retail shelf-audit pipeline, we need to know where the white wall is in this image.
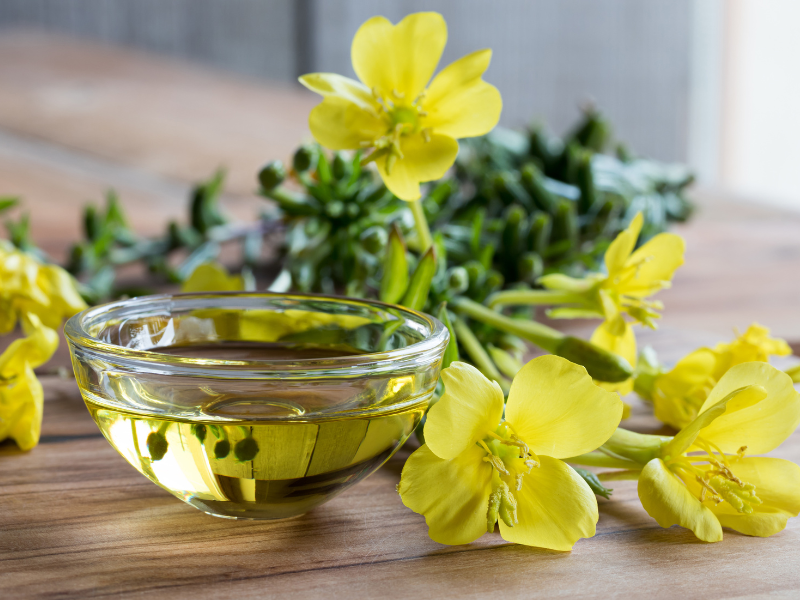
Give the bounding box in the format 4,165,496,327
721,0,800,209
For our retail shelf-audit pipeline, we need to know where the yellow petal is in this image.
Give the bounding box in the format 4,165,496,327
308,97,388,151
652,347,719,429
424,49,502,139
375,132,459,201
0,314,58,378
707,457,800,537
618,232,685,298
351,12,446,101
638,458,722,542
590,320,636,394
697,362,800,454
604,212,642,276
424,361,504,460
181,263,244,293
664,384,765,458
505,355,622,458
298,73,377,111
499,456,597,551
0,364,44,451
398,443,493,545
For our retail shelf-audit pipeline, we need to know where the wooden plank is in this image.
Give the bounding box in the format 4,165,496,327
1,328,799,599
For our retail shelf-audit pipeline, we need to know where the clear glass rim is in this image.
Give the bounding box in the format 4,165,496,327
64,291,449,374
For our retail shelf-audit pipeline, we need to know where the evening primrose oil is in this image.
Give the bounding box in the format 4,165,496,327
86,399,423,520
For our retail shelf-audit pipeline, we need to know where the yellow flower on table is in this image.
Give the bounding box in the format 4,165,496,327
398,356,622,549
638,362,800,542
0,313,59,450
539,212,685,393
0,242,86,333
181,262,245,293
652,323,791,429
299,12,502,201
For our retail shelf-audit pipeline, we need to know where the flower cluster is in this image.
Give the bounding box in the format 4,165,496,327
0,242,85,450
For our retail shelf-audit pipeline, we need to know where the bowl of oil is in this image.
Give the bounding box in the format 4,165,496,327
65,292,448,520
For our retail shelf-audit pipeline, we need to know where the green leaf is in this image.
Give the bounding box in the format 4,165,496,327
572,467,613,499
401,245,436,311
436,302,459,369
0,196,19,214
379,224,409,304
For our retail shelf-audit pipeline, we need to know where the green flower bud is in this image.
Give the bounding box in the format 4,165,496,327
360,226,388,254
325,200,345,219
447,266,469,295
234,437,259,462
293,145,316,173
258,160,286,191
214,439,231,459
191,424,207,444
146,432,168,461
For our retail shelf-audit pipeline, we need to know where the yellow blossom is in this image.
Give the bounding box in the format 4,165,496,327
638,362,800,542
0,313,59,450
538,213,685,393
299,12,502,201
652,323,791,429
181,262,245,293
0,242,86,333
398,356,622,549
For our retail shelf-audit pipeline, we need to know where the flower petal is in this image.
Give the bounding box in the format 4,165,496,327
604,212,642,276
424,49,502,139
618,232,685,298
375,132,459,201
308,97,388,150
424,361,504,460
499,456,597,551
505,355,623,458
351,12,446,101
638,458,722,542
652,347,719,430
299,73,378,112
181,262,244,293
697,362,800,454
664,384,766,458
398,443,493,545
706,457,800,537
590,321,636,394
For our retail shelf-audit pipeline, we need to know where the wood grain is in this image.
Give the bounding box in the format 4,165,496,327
2,330,799,599
1,32,800,599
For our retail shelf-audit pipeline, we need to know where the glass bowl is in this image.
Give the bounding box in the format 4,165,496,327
65,292,448,520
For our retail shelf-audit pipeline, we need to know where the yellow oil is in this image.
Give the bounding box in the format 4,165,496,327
84,344,425,520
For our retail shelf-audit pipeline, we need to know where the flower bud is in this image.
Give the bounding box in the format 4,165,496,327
258,160,286,191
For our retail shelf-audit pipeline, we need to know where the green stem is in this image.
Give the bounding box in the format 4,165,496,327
410,199,433,252
452,316,511,394
601,427,671,466
450,297,563,353
597,469,642,482
487,289,585,309
786,364,800,383
567,451,642,470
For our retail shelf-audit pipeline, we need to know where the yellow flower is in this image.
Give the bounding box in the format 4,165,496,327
0,313,59,450
181,262,245,293
638,362,800,542
398,356,622,549
538,213,685,393
299,12,502,201
652,324,791,429
0,242,86,333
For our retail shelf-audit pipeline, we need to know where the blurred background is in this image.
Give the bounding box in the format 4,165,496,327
3,0,798,206
0,0,799,338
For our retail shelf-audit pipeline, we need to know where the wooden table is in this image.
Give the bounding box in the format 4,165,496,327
2,32,800,599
